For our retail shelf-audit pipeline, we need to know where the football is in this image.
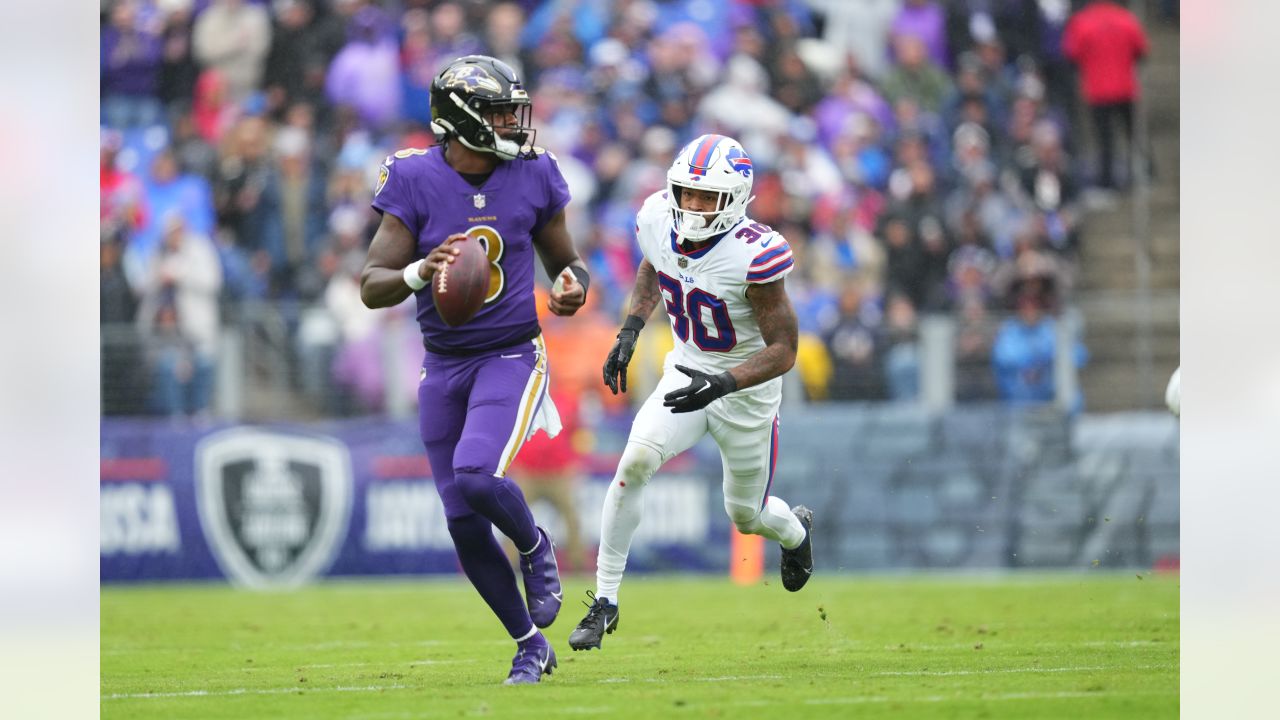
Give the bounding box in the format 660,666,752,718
432,235,491,327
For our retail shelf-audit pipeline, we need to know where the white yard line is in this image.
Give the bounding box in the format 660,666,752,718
103,684,410,700
871,663,1171,677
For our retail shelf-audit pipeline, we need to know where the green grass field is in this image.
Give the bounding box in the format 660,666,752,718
101,573,1178,718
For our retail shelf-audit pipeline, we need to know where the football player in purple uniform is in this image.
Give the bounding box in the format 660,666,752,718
360,55,588,685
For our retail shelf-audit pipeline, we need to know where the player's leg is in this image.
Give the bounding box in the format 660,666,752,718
452,341,562,629
569,372,707,651
597,372,707,603
420,358,554,684
710,414,813,591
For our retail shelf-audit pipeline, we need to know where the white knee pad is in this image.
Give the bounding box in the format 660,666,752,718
617,442,662,488
724,498,762,532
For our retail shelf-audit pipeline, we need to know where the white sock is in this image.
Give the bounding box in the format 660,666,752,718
595,442,661,605
745,496,806,549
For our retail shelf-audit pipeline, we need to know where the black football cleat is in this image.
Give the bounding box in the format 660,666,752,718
567,591,619,651
780,505,814,592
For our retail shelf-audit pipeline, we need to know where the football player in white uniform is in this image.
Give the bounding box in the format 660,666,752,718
568,134,813,651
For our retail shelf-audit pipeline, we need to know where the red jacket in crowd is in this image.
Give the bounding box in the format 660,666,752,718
1063,0,1150,105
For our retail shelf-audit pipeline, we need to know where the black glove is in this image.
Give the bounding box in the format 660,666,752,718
603,315,645,394
663,364,738,413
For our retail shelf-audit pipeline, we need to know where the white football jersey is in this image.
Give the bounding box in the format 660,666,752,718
634,190,794,426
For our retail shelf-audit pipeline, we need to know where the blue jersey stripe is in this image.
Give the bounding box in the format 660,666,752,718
750,245,790,267
747,258,794,281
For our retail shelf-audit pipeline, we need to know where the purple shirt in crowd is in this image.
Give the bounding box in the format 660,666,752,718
101,27,163,97
892,2,949,69
372,146,571,354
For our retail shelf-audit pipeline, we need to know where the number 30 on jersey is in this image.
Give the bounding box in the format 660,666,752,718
656,272,736,351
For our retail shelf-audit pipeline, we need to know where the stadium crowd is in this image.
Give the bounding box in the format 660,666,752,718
100,0,1158,418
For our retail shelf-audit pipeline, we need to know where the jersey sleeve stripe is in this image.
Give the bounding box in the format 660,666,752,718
750,250,793,274
747,257,793,282
750,244,791,267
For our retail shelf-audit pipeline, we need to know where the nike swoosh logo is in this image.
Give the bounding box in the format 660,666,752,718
501,354,523,359
540,649,550,671
693,380,711,395
760,237,774,248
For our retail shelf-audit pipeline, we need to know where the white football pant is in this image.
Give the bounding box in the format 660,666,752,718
594,369,806,604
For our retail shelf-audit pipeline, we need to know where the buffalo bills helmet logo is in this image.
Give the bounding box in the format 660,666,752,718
726,147,752,178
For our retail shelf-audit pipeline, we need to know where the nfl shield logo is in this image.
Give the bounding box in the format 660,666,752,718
473,193,486,209
678,257,689,268
195,429,353,588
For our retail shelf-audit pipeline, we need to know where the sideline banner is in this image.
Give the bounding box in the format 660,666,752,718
101,419,718,587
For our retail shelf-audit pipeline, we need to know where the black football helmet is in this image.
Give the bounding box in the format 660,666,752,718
430,55,536,160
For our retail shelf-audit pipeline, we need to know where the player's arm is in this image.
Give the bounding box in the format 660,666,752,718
733,278,799,389
662,277,798,413
628,258,661,321
532,209,588,316
603,258,660,394
360,211,462,309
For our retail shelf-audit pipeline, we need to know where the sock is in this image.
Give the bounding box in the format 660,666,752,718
517,629,547,648
733,496,806,548
595,442,661,604
447,513,535,639
454,471,539,552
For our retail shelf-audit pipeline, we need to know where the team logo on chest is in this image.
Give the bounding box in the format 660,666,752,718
473,193,487,209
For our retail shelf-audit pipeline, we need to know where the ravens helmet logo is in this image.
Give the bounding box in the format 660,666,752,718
440,65,503,94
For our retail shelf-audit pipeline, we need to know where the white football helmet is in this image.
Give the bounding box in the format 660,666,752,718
666,134,755,240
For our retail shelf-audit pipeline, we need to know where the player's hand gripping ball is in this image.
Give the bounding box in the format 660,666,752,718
431,233,491,327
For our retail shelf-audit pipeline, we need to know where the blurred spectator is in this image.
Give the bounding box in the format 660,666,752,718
263,0,345,117
193,0,273,104
485,3,529,79
822,280,885,400
953,296,1000,401
125,148,217,289
190,69,240,143
428,2,486,67
882,34,953,115
102,228,149,416
802,0,899,80
156,0,200,117
769,42,825,114
135,213,223,418
101,0,165,128
100,129,149,236
325,5,403,131
991,272,1086,409
881,292,920,401
1013,120,1081,256
892,0,948,70
399,9,438,128
213,116,283,283
273,126,329,292
1063,0,1148,189
170,109,219,181
698,54,792,149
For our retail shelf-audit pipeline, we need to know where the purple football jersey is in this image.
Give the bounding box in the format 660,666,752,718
371,146,570,353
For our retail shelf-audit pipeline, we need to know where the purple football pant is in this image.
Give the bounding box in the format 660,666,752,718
418,336,548,639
